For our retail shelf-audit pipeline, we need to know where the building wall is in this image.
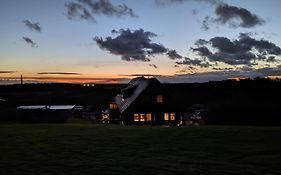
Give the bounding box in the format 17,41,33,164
121,82,183,125
17,109,72,123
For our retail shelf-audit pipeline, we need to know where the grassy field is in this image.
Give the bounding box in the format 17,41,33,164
0,121,281,175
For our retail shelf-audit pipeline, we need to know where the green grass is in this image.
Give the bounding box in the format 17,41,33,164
0,121,281,175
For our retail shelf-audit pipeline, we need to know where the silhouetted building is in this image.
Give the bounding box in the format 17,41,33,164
16,105,75,123
107,77,185,125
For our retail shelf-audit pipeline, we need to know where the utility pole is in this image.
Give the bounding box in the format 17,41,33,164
21,75,23,85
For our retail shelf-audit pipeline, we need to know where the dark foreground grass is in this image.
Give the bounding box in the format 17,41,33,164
0,121,281,175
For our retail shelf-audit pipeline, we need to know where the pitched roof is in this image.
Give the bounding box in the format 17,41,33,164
115,77,160,113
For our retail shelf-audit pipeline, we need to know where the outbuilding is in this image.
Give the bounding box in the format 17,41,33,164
16,105,75,123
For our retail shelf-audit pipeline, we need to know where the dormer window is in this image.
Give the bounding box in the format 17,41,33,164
156,95,163,103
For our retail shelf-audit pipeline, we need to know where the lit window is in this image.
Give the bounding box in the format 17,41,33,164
170,113,175,120
110,103,118,109
109,104,114,109
114,104,118,109
134,114,139,121
156,95,163,103
146,113,152,121
164,113,169,121
140,114,146,121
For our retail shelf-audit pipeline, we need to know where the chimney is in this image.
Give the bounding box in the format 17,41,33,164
21,75,23,85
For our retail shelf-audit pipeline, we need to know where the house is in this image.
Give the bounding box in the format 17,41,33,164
16,105,75,123
108,76,185,125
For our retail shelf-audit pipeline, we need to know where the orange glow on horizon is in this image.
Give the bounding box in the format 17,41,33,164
266,76,281,79
227,77,247,81
0,76,129,84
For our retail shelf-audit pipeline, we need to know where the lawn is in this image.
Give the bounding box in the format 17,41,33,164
0,121,281,175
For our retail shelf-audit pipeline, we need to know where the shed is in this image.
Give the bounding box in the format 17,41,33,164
16,105,75,123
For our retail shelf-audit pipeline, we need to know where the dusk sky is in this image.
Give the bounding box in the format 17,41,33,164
1,0,281,84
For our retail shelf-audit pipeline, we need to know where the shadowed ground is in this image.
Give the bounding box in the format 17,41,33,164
0,120,281,175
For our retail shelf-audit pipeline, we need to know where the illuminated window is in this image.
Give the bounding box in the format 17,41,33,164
146,113,152,121
156,95,163,103
164,113,169,121
134,114,139,121
140,114,146,121
109,104,114,109
170,113,175,120
110,103,118,109
114,104,118,109
135,113,153,122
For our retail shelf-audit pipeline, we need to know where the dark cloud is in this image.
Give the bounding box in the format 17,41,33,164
212,67,233,71
239,65,254,72
167,50,182,59
201,16,210,31
195,39,209,46
267,56,276,62
65,2,96,22
23,20,42,32
94,28,179,62
191,34,281,66
188,65,196,70
203,3,265,29
37,72,81,75
156,1,264,30
79,0,137,17
0,71,16,74
149,64,158,69
22,37,38,47
119,74,163,77
155,0,220,6
176,57,212,67
158,66,281,83
65,0,137,22
191,46,212,56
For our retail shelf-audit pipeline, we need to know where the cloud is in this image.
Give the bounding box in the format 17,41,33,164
212,67,233,71
215,3,265,28
190,46,212,56
94,28,180,62
65,0,137,22
195,39,209,46
0,71,16,74
149,64,158,69
203,3,265,29
190,33,281,66
119,74,164,77
23,20,41,32
201,16,210,31
167,50,182,59
159,66,281,83
65,2,96,22
37,72,81,75
176,57,212,67
79,0,137,17
155,0,220,6
155,1,264,30
22,37,38,47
